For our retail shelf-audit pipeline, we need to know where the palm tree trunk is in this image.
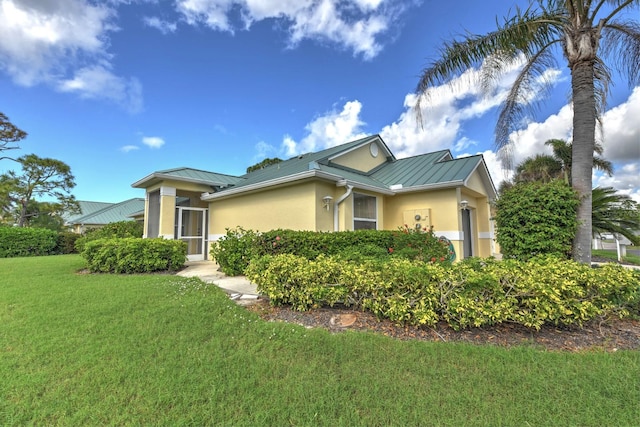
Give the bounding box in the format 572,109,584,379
570,61,596,264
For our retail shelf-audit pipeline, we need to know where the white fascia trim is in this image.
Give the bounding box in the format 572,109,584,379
209,234,225,241
462,159,498,200
337,179,395,195
202,170,345,201
438,231,464,241
479,231,494,239
392,180,464,193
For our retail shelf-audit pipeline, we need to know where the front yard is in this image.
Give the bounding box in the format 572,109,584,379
1,255,638,426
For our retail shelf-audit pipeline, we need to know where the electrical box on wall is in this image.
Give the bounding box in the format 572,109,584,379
403,209,431,230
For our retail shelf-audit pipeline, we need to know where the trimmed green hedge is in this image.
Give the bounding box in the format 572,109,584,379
246,255,640,330
0,227,59,257
211,226,452,276
81,238,187,274
75,221,144,253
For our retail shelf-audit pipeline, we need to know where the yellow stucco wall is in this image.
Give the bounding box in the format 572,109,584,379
330,142,386,172
383,189,459,233
209,181,326,235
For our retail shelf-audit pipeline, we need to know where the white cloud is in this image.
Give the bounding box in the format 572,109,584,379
142,136,165,149
143,16,178,34
58,65,143,113
0,0,142,111
121,145,139,153
281,100,367,156
601,86,640,163
174,0,408,59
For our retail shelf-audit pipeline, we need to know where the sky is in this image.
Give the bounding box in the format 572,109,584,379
0,0,638,204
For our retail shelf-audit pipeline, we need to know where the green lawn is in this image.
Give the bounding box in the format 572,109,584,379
1,255,638,426
593,249,640,265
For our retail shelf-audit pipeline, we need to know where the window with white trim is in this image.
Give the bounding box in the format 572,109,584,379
353,193,377,230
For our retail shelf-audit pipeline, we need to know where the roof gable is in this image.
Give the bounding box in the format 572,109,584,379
132,167,244,189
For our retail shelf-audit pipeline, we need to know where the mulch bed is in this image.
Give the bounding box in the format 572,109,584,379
246,299,640,352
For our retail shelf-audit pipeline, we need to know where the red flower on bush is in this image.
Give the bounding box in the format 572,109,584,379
275,236,281,241
431,257,436,262
388,247,394,253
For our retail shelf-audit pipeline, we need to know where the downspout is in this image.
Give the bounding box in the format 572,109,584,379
334,185,353,231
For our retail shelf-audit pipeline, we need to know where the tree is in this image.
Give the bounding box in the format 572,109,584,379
512,138,613,185
414,1,640,263
0,112,27,161
0,154,78,227
246,157,283,173
592,186,640,244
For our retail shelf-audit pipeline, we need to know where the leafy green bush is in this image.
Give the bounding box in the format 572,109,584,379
57,232,81,254
75,221,144,253
210,227,260,276
246,254,640,330
215,226,450,276
495,180,579,260
81,238,186,273
0,227,58,257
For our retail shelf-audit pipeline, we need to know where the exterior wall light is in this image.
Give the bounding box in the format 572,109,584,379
460,200,469,210
322,195,333,211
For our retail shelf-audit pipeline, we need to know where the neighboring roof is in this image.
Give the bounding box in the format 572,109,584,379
131,167,244,189
63,200,114,223
66,198,145,226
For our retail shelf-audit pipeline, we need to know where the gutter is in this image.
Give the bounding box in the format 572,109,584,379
334,184,353,231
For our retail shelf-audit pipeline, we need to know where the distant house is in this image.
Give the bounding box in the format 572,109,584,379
132,135,498,261
65,198,145,233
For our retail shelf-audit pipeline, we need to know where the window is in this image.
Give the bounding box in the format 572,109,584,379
353,193,377,230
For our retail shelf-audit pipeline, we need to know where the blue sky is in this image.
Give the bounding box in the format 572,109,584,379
1,0,638,203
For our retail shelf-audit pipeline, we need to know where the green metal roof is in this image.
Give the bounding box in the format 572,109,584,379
63,201,113,223
67,198,145,225
132,135,495,200
372,152,483,188
132,167,244,188
225,135,390,190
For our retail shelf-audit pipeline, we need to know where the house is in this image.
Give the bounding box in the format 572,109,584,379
65,198,145,233
132,135,498,261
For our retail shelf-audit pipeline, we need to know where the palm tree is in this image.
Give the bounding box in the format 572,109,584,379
543,138,613,184
414,1,640,263
592,186,640,244
512,138,613,184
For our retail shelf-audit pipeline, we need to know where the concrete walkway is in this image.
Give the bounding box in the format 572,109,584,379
177,261,260,304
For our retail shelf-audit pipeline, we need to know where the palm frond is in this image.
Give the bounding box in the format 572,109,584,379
601,20,640,87
592,186,640,244
414,4,564,125
495,45,560,161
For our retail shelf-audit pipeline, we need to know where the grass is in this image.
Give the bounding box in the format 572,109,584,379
593,249,640,265
1,255,639,426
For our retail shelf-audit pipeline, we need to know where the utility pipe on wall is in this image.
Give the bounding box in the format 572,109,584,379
334,184,353,231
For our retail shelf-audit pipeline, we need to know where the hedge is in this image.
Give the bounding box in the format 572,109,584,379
211,226,452,276
81,238,187,273
246,255,640,330
0,227,59,257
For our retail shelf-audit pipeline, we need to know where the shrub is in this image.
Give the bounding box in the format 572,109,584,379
246,254,639,330
495,180,579,260
210,227,260,276
57,232,82,254
219,227,450,276
0,227,58,257
75,221,144,253
81,238,186,273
